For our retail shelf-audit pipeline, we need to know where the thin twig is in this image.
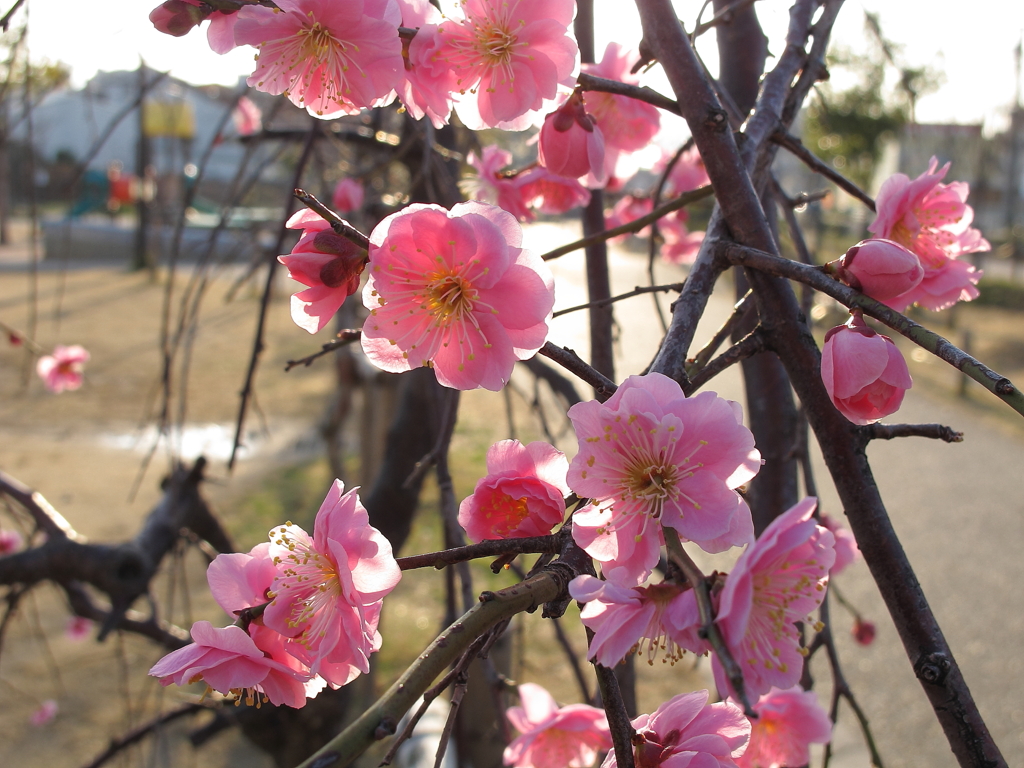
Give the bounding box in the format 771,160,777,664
553,283,684,318
771,131,876,212
541,186,714,261
686,291,752,377
591,642,636,768
577,72,681,115
860,423,964,443
80,702,212,768
396,536,562,571
431,675,467,768
293,189,371,251
684,328,766,394
772,176,818,316
720,242,1024,418
662,528,755,716
284,330,362,371
537,342,617,402
693,0,761,37
551,616,591,703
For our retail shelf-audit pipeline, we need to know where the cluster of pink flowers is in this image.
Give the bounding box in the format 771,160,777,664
567,373,760,586
150,481,400,707
736,687,831,768
868,157,988,312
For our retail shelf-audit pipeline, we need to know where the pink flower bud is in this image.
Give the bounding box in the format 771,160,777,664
821,314,912,425
836,239,924,301
149,0,209,38
853,618,877,646
538,92,607,184
331,178,365,214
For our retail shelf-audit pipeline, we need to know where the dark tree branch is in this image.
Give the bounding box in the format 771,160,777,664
553,283,684,318
293,189,371,251
537,342,617,402
576,72,681,115
686,291,752,376
396,536,561,572
771,131,877,211
284,330,362,371
684,327,767,394
860,423,964,443
80,702,213,768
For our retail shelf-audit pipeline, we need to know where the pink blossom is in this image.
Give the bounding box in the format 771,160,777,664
538,92,607,184
819,514,859,576
570,575,707,668
503,683,611,768
658,209,705,265
0,528,23,554
869,157,988,312
206,11,241,54
234,0,403,118
264,481,401,687
462,146,535,222
149,620,311,706
833,239,923,302
232,96,262,136
713,498,835,700
30,700,58,727
459,439,570,543
37,345,89,393
582,43,661,179
821,313,912,425
149,0,209,38
659,145,711,197
852,618,877,646
361,201,554,391
397,0,457,127
426,0,579,130
567,374,760,585
605,195,653,240
332,178,365,213
279,209,367,334
517,166,591,215
602,691,750,768
65,617,93,642
736,687,832,768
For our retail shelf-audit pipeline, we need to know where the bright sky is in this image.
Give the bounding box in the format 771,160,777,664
20,0,1024,133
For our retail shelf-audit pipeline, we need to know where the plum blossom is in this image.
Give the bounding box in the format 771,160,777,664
30,700,58,727
264,480,401,687
398,0,457,127
518,167,591,215
332,178,365,214
459,440,570,543
821,313,912,425
819,514,859,576
233,0,404,118
37,345,90,393
582,43,661,179
425,0,579,130
569,575,707,668
503,683,611,768
149,620,313,706
361,201,555,391
602,691,750,768
658,209,705,265
0,528,23,554
538,91,607,184
65,617,93,642
232,96,262,136
736,687,832,768
713,498,835,700
605,195,653,240
568,373,760,585
831,239,923,302
659,145,710,197
150,0,239,53
852,618,877,646
279,209,368,334
462,146,535,222
869,157,988,312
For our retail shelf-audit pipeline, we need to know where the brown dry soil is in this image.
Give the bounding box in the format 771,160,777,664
3,235,1024,768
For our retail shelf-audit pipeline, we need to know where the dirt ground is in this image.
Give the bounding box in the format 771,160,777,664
2,224,1023,768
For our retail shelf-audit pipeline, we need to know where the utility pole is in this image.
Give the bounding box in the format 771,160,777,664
1005,35,1022,240
134,58,152,271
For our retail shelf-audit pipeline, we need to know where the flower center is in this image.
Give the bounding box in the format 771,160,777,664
486,493,531,536
427,273,475,324
474,23,516,67
298,21,342,62
271,525,342,646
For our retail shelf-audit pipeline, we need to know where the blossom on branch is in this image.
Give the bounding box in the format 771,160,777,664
569,575,707,668
538,91,607,184
713,498,835,700
567,373,760,585
462,146,535,222
427,0,579,130
517,167,591,215
279,210,368,334
398,0,458,127
234,0,404,118
869,157,988,312
37,345,89,393
601,690,750,768
361,201,554,391
820,313,912,426
503,683,611,768
332,178,365,214
264,480,401,687
459,439,569,542
735,686,832,768
832,238,923,302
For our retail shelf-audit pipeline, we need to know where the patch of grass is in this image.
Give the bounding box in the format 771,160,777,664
229,457,334,545
975,278,1024,311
